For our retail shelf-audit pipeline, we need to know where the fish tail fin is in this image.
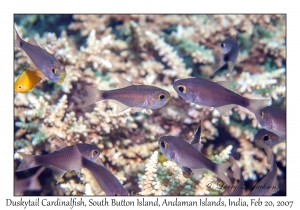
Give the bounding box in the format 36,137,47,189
215,163,232,186
247,98,272,117
14,25,23,49
16,152,37,172
83,85,104,107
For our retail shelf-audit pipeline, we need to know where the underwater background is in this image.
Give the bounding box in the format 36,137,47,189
14,14,286,196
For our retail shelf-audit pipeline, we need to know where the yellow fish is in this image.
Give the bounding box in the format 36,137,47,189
14,69,44,93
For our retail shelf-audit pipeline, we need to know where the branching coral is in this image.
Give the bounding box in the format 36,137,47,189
14,14,286,196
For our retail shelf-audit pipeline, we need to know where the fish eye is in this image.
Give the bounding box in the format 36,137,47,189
221,42,226,48
261,111,265,119
18,85,22,89
158,94,166,100
263,134,270,142
52,67,57,74
160,140,168,149
90,150,99,158
177,85,187,93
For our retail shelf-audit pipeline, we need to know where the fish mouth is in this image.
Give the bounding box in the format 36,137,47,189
57,72,66,85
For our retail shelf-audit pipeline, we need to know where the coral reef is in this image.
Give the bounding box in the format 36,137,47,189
14,14,286,196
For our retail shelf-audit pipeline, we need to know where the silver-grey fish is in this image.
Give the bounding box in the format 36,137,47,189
158,135,231,185
254,129,285,148
213,37,239,75
14,166,45,195
81,157,128,196
83,77,171,114
16,141,101,182
248,143,278,196
256,106,286,139
14,26,66,84
173,78,271,117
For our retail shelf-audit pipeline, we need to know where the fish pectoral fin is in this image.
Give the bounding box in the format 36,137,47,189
130,107,143,113
47,166,67,184
130,107,153,115
216,104,236,117
112,100,130,114
50,135,68,153
192,168,208,179
116,76,133,88
22,52,39,71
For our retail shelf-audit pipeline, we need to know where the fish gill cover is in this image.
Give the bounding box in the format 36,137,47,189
14,14,286,196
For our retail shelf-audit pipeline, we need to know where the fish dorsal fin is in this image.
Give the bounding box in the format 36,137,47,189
29,35,40,47
50,135,68,153
29,34,47,51
215,104,236,117
116,76,133,88
191,125,201,145
192,143,204,152
216,80,231,89
191,116,206,151
47,165,67,183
